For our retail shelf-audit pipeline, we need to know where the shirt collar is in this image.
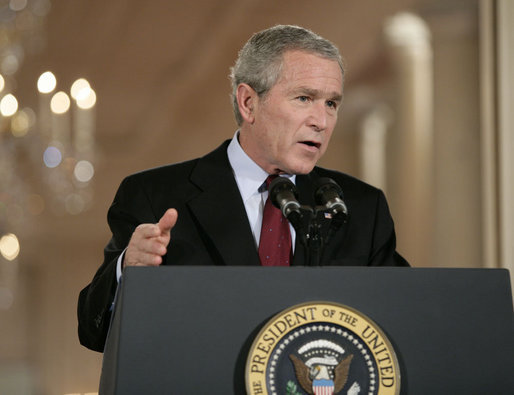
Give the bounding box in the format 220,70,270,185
227,131,268,203
227,131,295,201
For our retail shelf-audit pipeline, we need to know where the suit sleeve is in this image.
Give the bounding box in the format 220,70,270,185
368,190,409,267
77,175,158,352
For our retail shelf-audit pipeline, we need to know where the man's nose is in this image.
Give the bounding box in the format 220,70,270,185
308,102,328,132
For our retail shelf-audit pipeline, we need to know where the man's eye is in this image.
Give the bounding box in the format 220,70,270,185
326,100,337,109
297,96,310,102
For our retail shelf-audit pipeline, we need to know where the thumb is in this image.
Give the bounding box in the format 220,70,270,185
158,208,178,236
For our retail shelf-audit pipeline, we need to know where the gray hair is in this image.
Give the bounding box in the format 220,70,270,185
229,25,344,125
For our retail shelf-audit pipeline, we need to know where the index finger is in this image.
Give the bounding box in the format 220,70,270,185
134,223,162,239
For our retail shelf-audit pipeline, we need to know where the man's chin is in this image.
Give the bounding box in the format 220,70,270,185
280,162,316,175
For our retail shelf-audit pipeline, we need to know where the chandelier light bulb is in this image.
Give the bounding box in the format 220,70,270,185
50,91,71,114
76,88,96,109
0,233,20,261
37,71,57,94
0,93,18,116
70,78,91,100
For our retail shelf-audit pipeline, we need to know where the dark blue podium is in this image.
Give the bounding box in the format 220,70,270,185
99,267,514,394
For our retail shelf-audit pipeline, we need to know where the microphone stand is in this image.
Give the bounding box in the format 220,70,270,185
269,176,347,266
297,205,335,266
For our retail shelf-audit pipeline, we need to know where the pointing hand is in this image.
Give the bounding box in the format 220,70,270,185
123,208,178,268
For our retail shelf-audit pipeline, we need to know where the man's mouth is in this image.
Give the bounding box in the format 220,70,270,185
300,140,321,149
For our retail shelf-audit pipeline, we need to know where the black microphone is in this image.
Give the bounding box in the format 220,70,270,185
314,177,348,216
269,177,301,219
269,177,307,246
315,178,348,244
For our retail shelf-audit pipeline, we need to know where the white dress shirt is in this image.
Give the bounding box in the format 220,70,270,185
227,130,296,249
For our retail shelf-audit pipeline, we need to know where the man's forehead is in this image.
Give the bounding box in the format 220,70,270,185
280,49,343,73
278,50,343,85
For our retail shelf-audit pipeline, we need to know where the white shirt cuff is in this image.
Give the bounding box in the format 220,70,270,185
116,249,126,283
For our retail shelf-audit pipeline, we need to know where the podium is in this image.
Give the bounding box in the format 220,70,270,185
99,267,514,394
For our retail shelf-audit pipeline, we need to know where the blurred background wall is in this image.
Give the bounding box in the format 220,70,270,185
0,0,512,393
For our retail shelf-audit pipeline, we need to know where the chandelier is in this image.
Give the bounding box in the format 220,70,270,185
0,0,97,267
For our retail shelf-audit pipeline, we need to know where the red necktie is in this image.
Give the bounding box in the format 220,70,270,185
258,176,292,266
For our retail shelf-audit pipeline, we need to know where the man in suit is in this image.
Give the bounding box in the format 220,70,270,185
78,25,408,352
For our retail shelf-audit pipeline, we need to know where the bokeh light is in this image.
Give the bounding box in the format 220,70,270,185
50,91,70,114
9,0,28,12
65,193,85,215
76,88,96,109
37,71,56,94
0,93,18,116
0,233,20,261
70,78,91,100
2,53,20,75
43,146,62,168
11,109,30,137
74,160,94,183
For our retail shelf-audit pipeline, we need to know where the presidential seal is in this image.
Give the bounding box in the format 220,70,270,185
245,302,400,395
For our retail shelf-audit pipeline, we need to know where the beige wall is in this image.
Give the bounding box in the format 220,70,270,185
429,6,482,268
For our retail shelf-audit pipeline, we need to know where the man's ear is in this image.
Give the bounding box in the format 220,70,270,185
236,83,258,124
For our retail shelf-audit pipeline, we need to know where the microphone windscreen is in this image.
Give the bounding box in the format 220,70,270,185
314,177,343,206
269,177,298,209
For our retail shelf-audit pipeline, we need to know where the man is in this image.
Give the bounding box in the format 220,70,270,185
78,25,408,352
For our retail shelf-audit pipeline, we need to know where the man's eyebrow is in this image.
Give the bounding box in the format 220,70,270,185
293,87,342,102
329,93,343,102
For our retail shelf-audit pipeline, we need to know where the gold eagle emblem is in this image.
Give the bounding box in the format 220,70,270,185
289,353,353,394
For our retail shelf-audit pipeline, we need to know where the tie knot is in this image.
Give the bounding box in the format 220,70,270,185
264,175,277,190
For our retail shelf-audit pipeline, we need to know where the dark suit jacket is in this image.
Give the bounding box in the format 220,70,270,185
78,140,408,351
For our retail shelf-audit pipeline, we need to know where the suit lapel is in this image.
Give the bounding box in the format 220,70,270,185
186,141,260,266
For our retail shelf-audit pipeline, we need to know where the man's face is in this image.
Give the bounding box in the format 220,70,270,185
239,50,343,175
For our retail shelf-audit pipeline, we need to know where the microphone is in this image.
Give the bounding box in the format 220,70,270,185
269,177,307,246
315,178,348,244
269,177,301,219
314,178,348,216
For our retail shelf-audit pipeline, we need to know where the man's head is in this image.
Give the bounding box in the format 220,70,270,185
230,25,344,126
231,25,345,175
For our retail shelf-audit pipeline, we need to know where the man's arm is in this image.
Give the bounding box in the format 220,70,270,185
77,174,177,352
